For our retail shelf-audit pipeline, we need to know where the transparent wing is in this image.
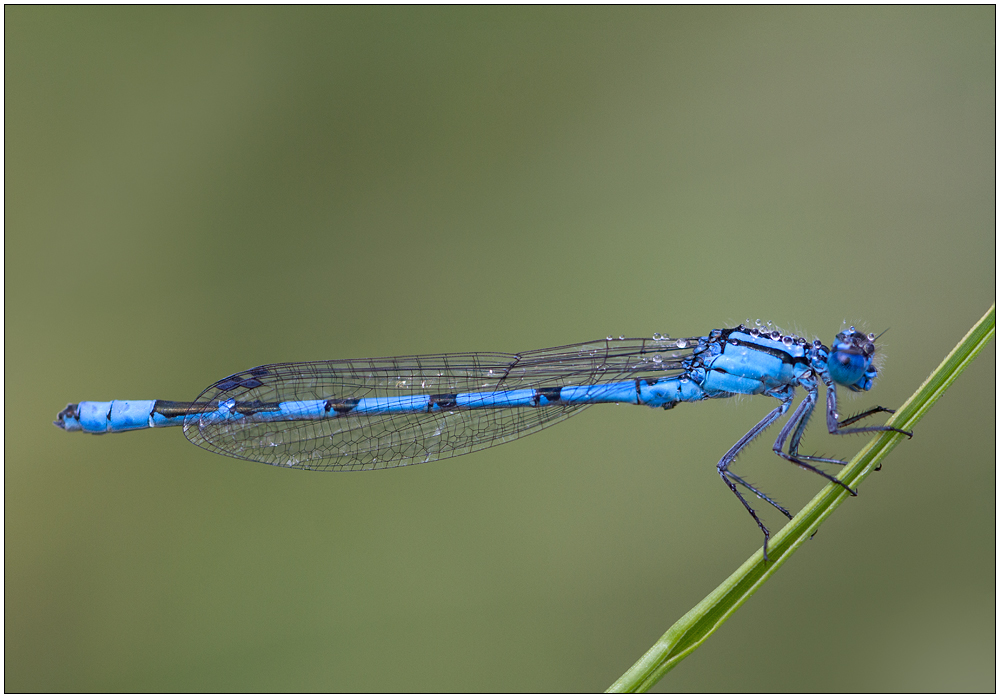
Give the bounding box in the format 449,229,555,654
183,336,698,470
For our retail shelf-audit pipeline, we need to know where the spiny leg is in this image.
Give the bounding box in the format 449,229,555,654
717,387,795,561
784,406,910,467
725,471,794,520
822,374,913,439
784,378,847,465
773,377,856,496
837,405,896,429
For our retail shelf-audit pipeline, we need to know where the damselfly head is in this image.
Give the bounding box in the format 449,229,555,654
828,326,878,391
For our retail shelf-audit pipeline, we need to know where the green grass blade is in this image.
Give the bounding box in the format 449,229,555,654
607,304,996,693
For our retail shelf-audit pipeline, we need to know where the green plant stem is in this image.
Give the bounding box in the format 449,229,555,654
607,304,996,693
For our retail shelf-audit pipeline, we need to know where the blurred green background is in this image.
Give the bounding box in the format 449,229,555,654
5,7,994,692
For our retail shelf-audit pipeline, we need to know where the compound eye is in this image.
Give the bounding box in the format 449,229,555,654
828,349,868,386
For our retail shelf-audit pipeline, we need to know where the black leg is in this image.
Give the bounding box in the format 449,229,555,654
726,471,794,520
772,377,857,496
837,405,895,428
717,387,796,561
785,374,848,466
823,374,913,439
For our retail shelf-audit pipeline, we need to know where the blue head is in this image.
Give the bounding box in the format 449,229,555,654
827,327,879,392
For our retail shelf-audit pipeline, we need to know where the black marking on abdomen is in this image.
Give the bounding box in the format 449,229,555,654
153,400,281,417
325,398,360,414
429,393,458,410
154,400,221,417
532,387,562,406
57,404,80,421
232,400,282,416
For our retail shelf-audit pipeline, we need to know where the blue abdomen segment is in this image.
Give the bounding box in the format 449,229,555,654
56,375,715,434
636,377,707,407
55,400,186,433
